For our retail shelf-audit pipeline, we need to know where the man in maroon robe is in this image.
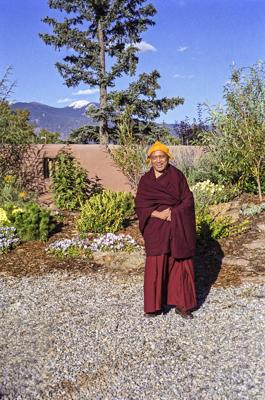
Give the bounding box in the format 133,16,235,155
135,141,197,319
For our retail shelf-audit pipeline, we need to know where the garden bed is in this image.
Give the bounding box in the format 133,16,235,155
1,195,265,288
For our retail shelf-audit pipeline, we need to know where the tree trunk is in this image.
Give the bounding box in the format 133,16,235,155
97,19,108,145
255,160,263,202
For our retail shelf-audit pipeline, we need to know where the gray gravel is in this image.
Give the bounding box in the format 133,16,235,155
0,272,265,400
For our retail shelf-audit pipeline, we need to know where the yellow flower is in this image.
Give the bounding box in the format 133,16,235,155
0,208,10,225
19,191,26,199
4,175,15,184
12,208,24,215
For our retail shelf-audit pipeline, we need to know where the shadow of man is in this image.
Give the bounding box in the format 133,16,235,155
194,238,224,309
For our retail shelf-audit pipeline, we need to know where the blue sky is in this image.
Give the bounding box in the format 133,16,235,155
1,0,265,123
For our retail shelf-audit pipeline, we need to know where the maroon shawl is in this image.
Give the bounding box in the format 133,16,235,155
135,164,196,258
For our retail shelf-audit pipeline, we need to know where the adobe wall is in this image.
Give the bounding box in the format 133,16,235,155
21,144,205,194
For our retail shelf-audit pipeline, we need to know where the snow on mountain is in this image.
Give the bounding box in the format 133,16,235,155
68,100,90,109
11,101,98,139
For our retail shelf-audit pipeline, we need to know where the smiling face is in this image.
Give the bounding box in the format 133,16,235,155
150,150,169,174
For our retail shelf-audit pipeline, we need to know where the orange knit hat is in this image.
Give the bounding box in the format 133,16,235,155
146,140,173,161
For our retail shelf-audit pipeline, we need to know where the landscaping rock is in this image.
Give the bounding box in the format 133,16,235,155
243,239,265,250
210,201,241,221
257,224,265,232
92,249,145,273
222,256,250,267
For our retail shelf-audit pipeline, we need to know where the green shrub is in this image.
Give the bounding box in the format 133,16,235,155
50,149,100,210
76,190,134,235
6,202,56,242
196,206,250,240
242,171,265,195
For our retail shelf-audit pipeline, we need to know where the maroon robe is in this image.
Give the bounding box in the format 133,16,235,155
135,164,197,312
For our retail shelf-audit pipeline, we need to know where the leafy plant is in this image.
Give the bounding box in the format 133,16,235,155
196,206,250,240
6,202,56,242
110,106,147,190
76,190,134,235
50,149,101,211
201,61,265,201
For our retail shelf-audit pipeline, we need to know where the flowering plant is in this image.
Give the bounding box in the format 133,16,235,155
89,233,140,253
0,227,20,254
46,238,91,258
3,175,15,184
0,208,10,226
46,233,140,257
0,174,30,207
192,180,237,206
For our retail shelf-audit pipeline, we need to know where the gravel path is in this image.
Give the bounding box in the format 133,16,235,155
0,272,264,400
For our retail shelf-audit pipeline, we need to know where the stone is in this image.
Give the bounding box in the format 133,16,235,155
209,201,241,222
243,240,265,250
257,224,265,233
222,256,250,267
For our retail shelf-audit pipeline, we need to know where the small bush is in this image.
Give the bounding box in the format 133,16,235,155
76,190,134,235
242,173,265,195
109,106,147,190
6,202,56,242
50,149,101,210
196,206,250,240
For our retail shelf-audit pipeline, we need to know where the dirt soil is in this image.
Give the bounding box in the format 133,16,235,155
0,194,264,289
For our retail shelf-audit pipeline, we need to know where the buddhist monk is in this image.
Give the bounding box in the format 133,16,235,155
135,141,197,319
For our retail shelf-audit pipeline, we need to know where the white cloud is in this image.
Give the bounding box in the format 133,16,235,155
174,74,194,79
57,97,73,104
136,41,157,52
177,46,188,53
73,88,99,95
126,41,157,52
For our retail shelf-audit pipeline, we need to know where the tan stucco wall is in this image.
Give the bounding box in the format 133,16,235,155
21,144,205,194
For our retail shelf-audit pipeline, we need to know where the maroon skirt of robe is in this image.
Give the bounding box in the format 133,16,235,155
144,255,196,313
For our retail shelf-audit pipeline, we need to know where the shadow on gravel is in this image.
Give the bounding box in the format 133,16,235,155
194,239,224,309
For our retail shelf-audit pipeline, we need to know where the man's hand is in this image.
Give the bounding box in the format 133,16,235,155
151,208,171,221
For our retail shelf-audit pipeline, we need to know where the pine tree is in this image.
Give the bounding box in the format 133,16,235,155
40,0,156,144
109,70,184,141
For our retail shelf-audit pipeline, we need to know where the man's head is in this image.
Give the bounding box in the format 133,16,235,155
147,141,172,173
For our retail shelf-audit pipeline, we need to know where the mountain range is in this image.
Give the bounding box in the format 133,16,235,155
11,101,98,139
11,101,175,139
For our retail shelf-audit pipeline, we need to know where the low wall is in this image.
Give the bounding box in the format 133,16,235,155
20,144,205,194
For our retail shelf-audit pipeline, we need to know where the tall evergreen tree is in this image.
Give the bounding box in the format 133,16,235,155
109,70,184,141
40,0,156,144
